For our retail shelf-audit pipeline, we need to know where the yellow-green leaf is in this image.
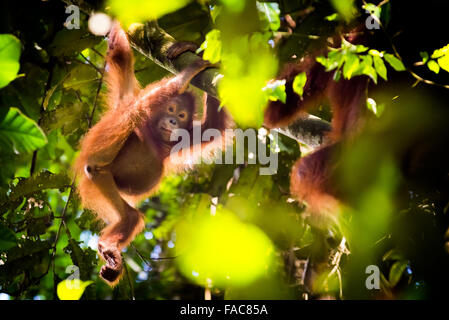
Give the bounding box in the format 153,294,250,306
292,72,307,98
384,53,405,71
199,29,222,64
256,2,281,31
437,54,449,72
430,43,449,59
263,79,286,103
0,34,21,89
366,97,384,117
343,53,360,79
0,107,47,154
427,60,440,74
57,279,93,300
108,0,192,26
373,55,387,80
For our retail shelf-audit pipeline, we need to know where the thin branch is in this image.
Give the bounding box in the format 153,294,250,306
88,61,106,127
79,52,103,74
30,60,55,176
51,177,76,297
124,263,136,300
382,24,449,90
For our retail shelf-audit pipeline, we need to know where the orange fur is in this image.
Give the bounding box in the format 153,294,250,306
74,23,231,285
265,42,369,222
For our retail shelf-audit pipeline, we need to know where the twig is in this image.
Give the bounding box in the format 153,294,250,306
88,61,106,127
124,263,135,300
382,23,449,89
79,52,103,74
30,60,55,176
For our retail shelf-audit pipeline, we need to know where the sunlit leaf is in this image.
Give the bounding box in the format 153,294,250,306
430,43,449,59
0,34,21,89
437,54,449,72
325,13,339,21
343,53,359,79
108,0,192,25
292,72,307,98
355,45,369,53
198,29,222,64
359,55,377,84
324,50,344,71
427,60,440,74
263,79,286,103
57,279,93,300
256,2,281,31
176,209,275,287
373,55,387,80
0,107,47,154
316,55,329,69
384,53,405,71
366,97,384,117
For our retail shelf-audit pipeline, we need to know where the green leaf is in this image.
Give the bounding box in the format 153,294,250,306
316,55,329,69
333,70,341,81
359,55,377,84
384,53,406,71
373,55,387,80
256,2,281,31
389,260,408,287
325,13,339,21
430,43,449,59
420,51,429,64
343,53,360,79
0,222,17,251
263,79,286,103
199,29,222,64
0,107,47,154
0,34,21,89
437,54,449,72
355,45,369,53
292,72,307,98
366,97,384,117
427,60,440,74
327,50,345,71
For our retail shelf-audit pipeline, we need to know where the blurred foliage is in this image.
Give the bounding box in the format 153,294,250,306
0,0,448,301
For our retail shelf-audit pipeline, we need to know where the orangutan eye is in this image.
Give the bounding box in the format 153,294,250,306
168,106,174,112
178,112,186,119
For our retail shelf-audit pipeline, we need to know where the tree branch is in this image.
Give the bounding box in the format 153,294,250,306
127,21,331,147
